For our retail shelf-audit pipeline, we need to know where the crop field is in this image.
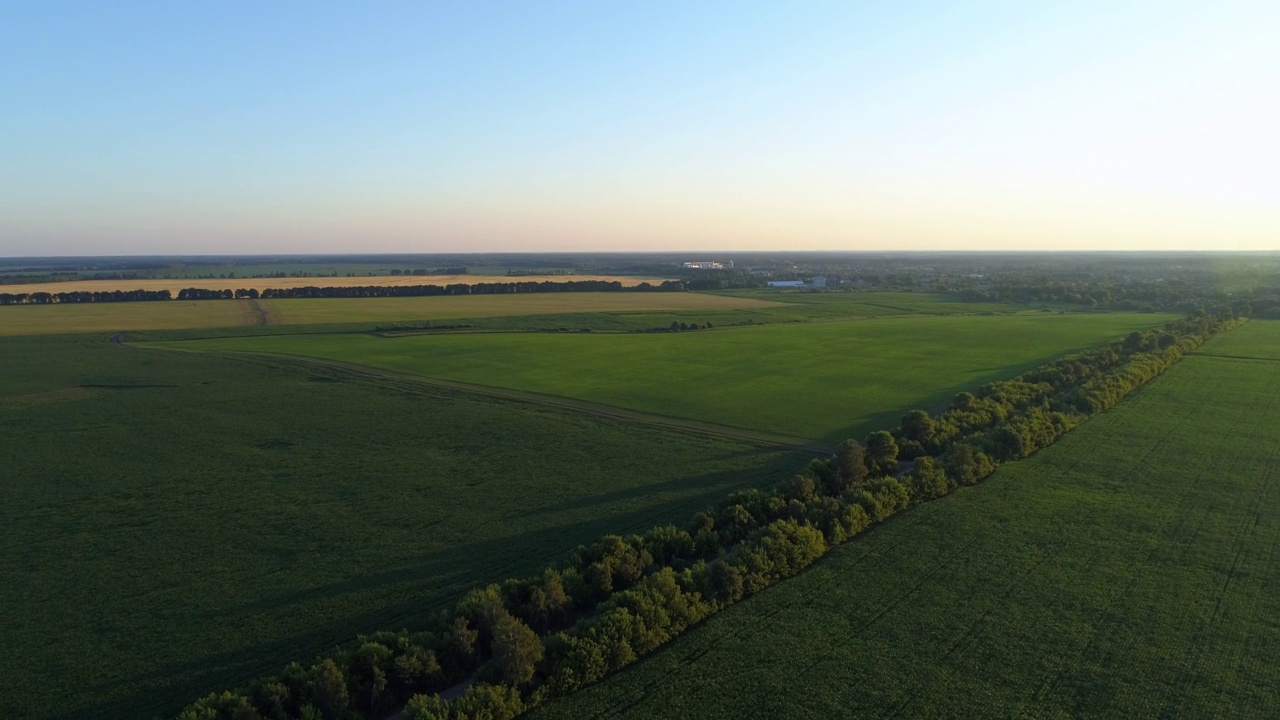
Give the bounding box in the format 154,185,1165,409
156,313,1173,443
0,292,785,336
716,288,1021,315
533,321,1280,719
0,300,255,336
0,335,804,719
0,273,668,295
260,292,782,326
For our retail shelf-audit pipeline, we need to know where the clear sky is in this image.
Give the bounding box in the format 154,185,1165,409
1,0,1277,255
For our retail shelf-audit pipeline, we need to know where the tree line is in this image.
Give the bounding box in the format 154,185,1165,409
0,280,687,306
176,310,1245,720
0,289,174,304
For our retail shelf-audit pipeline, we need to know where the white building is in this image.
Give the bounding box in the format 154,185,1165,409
767,280,805,287
682,261,725,270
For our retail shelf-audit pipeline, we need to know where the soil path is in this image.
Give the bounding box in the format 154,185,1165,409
247,298,271,325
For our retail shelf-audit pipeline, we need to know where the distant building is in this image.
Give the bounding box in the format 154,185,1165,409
683,261,725,270
767,280,805,287
810,276,826,288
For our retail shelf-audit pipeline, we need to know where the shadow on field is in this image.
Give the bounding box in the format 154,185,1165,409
524,449,803,518
57,461,800,720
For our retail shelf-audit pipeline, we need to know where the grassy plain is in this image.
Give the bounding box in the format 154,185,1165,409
535,321,1280,719
0,335,803,719
0,292,784,336
158,313,1173,443
0,273,667,295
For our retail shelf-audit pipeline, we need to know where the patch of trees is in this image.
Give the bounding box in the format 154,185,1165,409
389,268,468,276
636,321,715,333
176,310,1245,720
177,288,236,300
256,280,685,299
374,323,476,333
0,289,172,304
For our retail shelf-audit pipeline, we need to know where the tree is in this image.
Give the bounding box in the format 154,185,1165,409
900,409,936,448
447,616,479,671
708,560,744,602
831,439,868,491
350,642,393,713
865,430,899,476
310,659,350,720
487,609,544,686
941,444,996,486
908,457,951,501
395,646,441,695
407,683,524,720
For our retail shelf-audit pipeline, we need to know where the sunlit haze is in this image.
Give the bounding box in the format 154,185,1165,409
2,0,1277,255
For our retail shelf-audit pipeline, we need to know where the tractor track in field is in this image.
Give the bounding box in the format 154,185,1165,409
150,345,835,455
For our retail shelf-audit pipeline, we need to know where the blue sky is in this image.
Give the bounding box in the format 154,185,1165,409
1,1,1276,255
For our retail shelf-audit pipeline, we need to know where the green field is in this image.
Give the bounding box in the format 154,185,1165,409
0,291,1030,339
260,293,781,326
534,321,1280,719
715,288,1024,315
156,313,1173,443
0,335,805,719
0,292,785,336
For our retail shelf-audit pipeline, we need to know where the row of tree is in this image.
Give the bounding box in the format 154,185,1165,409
0,289,174,304
254,280,686,299
0,280,688,305
177,311,1245,720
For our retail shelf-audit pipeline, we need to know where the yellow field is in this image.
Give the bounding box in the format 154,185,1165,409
0,274,668,295
0,301,251,336
0,292,784,336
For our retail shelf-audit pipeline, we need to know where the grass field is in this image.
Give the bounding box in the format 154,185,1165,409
533,320,1280,719
0,292,784,336
0,273,667,295
259,293,780,326
716,289,1026,315
0,335,803,720
156,313,1173,443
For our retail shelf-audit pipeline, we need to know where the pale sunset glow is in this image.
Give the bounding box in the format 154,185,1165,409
2,0,1276,254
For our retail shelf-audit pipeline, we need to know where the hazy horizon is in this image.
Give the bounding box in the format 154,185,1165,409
3,1,1277,255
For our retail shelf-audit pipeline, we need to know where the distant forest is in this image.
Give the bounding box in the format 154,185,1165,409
3,252,1280,316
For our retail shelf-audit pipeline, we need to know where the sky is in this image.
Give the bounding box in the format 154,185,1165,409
1,0,1277,255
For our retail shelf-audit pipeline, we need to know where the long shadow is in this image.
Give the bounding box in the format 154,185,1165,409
522,449,805,519
59,488,786,720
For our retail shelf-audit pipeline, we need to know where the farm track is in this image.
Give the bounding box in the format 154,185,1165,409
168,346,836,455
246,298,272,325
